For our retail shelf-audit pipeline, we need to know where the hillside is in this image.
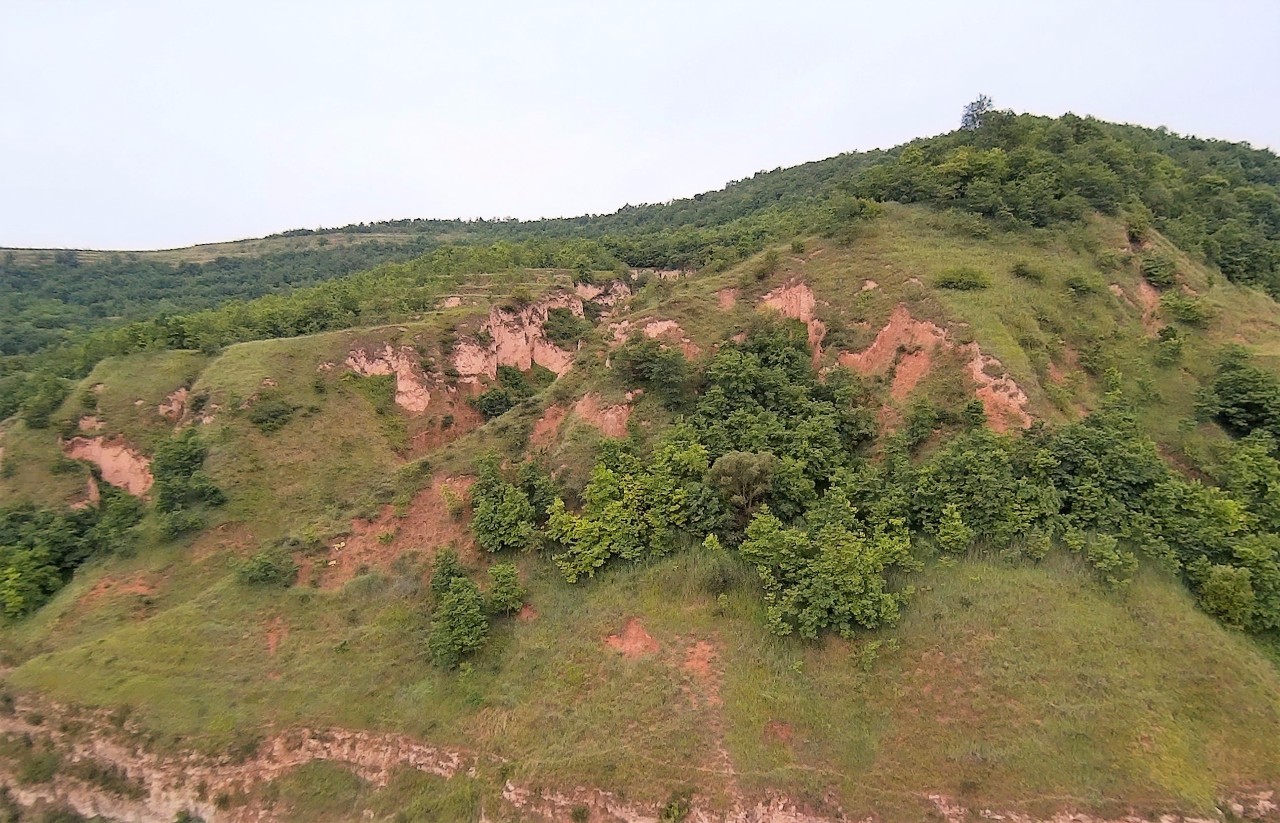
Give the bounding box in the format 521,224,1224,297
3,110,1280,822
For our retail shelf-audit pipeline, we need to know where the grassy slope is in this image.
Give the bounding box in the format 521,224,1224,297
4,208,1280,818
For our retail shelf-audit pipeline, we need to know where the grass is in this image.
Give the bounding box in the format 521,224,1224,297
4,207,1280,818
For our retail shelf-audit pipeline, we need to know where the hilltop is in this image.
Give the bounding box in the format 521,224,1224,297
2,106,1280,822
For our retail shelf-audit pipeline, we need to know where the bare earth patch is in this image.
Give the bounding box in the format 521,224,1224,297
682,640,722,707
158,387,188,422
604,617,659,658
763,720,794,746
718,287,739,309
312,475,476,589
62,436,153,496
838,304,1032,431
530,404,568,448
1134,279,1163,335
573,393,631,438
516,603,539,623
641,318,701,358
77,415,104,432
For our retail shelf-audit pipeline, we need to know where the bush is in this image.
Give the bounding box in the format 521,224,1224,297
543,307,592,348
612,338,689,408
1064,272,1103,297
1140,253,1177,289
158,508,204,538
471,461,538,552
1161,292,1212,327
430,547,467,597
933,266,990,290
237,547,298,587
429,576,488,668
1010,260,1044,282
1198,563,1256,628
247,396,297,433
486,563,525,615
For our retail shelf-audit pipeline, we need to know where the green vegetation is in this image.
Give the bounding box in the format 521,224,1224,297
4,103,1280,820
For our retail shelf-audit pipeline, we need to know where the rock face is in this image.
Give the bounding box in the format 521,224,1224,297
452,293,583,383
345,344,432,413
62,437,153,496
761,281,827,366
575,279,632,308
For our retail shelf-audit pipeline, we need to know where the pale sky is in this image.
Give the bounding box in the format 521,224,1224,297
3,0,1279,250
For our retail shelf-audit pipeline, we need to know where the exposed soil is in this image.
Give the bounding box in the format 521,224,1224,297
62,437,153,497
717,287,739,309
761,281,827,366
862,279,879,291
965,348,1033,432
157,388,188,422
890,349,934,401
70,476,101,510
408,393,483,453
77,574,157,611
311,475,476,589
516,603,539,623
452,292,582,383
604,617,659,658
573,393,631,438
0,695,1270,823
1134,279,1163,335
345,344,432,413
839,305,1032,430
839,305,948,376
1109,283,1138,310
682,640,722,707
77,415,104,432
574,279,632,308
188,522,257,563
641,319,701,358
529,404,568,448
439,296,463,308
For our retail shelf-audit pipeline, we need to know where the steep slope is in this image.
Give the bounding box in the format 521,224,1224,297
3,201,1280,822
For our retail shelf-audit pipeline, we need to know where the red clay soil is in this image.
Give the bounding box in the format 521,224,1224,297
890,349,934,401
409,398,483,453
516,603,539,623
641,319,701,359
604,617,659,658
529,404,568,448
62,436,153,497
573,393,631,438
157,387,188,422
839,305,947,376
76,574,158,613
717,287,739,309
682,639,722,706
312,475,477,590
1134,279,1164,335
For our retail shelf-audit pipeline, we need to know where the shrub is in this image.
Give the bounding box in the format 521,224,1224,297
1140,253,1177,289
1010,260,1044,282
486,563,525,615
237,547,298,587
472,462,538,553
430,547,467,597
935,503,974,553
1161,292,1212,327
158,508,204,538
429,576,488,668
543,307,591,348
933,266,990,290
612,337,689,408
247,396,297,433
1198,563,1256,628
1064,272,1103,297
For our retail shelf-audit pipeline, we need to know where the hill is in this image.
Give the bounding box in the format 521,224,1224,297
2,108,1280,822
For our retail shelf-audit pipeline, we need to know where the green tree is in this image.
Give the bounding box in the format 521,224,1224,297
429,576,488,668
486,563,526,616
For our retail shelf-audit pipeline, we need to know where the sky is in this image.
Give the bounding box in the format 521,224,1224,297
3,1,1279,250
